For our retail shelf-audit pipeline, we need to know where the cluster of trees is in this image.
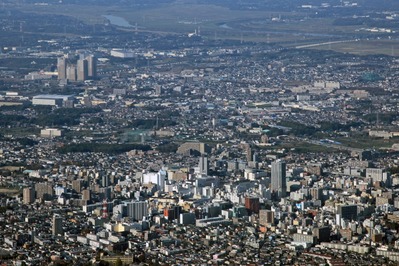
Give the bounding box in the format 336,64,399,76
34,107,101,127
0,114,28,126
278,121,318,136
156,142,178,153
0,106,103,128
15,138,38,147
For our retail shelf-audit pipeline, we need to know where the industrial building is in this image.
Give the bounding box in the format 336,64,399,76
110,49,135,58
32,94,75,107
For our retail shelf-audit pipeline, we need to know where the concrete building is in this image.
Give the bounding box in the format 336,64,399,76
313,226,331,243
142,170,166,190
77,58,88,81
72,179,83,193
40,128,62,138
177,142,210,155
259,209,274,226
110,49,135,58
67,64,77,81
34,182,53,200
337,204,358,221
245,197,260,214
86,55,97,78
271,159,287,199
114,201,148,221
244,144,253,162
23,187,35,204
32,94,75,107
82,189,91,201
310,187,323,201
198,154,209,175
126,201,148,221
52,215,63,236
57,57,67,80
179,213,196,225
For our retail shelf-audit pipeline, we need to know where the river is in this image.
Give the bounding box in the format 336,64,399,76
103,15,133,28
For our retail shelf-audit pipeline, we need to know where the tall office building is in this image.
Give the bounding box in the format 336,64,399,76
77,58,88,81
23,187,35,204
271,159,287,199
52,214,63,236
57,57,67,80
86,55,97,79
198,154,209,175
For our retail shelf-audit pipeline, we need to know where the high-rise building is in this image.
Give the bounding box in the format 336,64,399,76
52,214,63,236
57,57,67,80
164,208,175,221
99,186,112,201
82,189,91,201
23,187,35,204
58,54,96,81
77,58,88,81
259,209,274,226
337,204,358,221
310,187,323,201
67,65,77,81
246,145,253,162
126,201,148,221
154,85,162,96
35,183,53,200
101,175,110,187
198,154,209,175
245,197,260,214
72,179,83,193
313,226,331,243
271,159,287,199
86,55,97,78
252,152,259,163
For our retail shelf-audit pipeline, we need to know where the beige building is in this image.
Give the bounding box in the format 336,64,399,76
41,128,62,138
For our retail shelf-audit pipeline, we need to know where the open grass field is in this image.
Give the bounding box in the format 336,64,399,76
304,39,399,56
